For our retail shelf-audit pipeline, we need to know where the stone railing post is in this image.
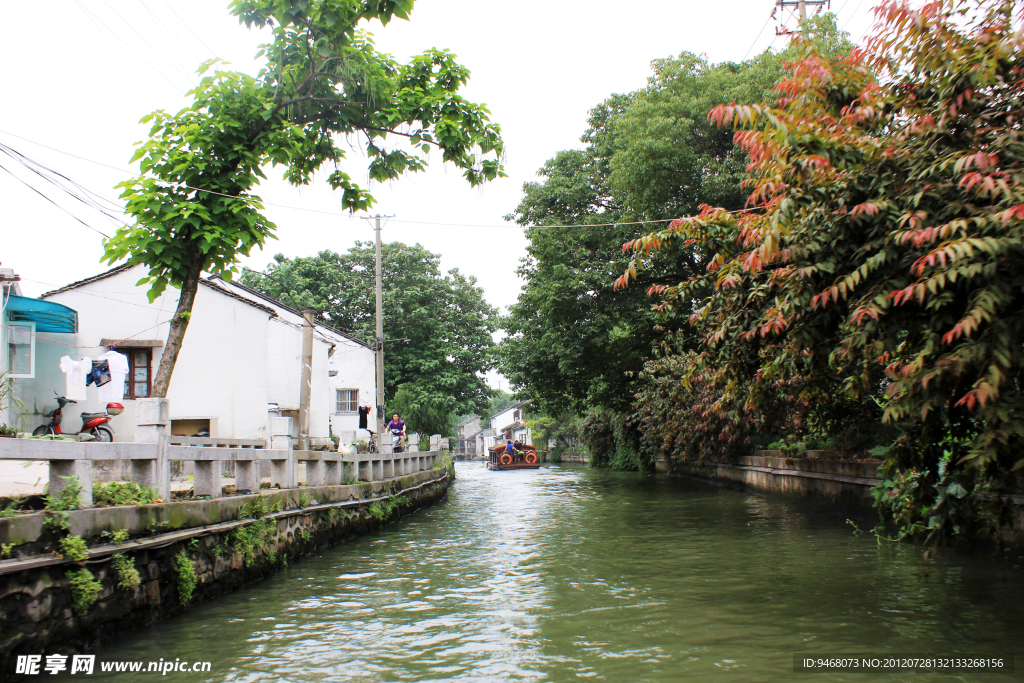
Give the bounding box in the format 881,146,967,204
234,452,260,493
270,416,296,488
132,397,170,500
50,459,93,507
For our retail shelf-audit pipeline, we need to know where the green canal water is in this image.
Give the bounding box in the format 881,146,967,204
66,463,1023,682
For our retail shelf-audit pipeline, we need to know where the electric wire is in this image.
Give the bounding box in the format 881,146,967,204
843,0,869,31
159,0,218,57
744,10,776,60
1,128,682,233
141,0,202,64
99,0,197,88
72,0,177,105
0,161,111,239
0,142,127,226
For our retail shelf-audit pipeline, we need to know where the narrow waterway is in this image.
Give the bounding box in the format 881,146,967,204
66,463,1022,682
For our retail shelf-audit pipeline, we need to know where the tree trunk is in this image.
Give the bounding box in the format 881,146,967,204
151,258,203,398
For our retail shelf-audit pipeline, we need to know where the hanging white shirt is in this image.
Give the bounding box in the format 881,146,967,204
97,350,129,402
59,356,91,401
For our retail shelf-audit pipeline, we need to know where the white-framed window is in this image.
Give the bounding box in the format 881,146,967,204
335,389,358,414
6,321,35,378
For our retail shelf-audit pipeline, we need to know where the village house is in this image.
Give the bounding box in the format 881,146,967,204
7,264,376,445
455,415,481,456
470,400,532,455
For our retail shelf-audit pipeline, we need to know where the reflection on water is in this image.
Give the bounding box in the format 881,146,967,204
61,463,1023,682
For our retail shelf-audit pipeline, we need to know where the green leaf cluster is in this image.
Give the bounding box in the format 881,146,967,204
57,535,90,564
93,481,160,507
112,553,142,591
103,0,504,397
173,551,198,606
67,568,102,616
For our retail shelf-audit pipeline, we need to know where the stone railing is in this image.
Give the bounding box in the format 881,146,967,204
0,398,447,506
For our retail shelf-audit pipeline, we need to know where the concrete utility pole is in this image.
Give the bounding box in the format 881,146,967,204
775,0,829,34
298,308,315,451
373,215,386,444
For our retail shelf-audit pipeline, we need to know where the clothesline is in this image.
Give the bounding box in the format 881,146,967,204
0,318,173,350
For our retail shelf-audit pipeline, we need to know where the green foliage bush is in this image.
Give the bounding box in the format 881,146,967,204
67,568,102,615
173,551,197,606
58,535,90,564
46,476,83,511
0,496,25,518
367,496,408,522
112,554,141,591
229,495,281,566
93,481,160,507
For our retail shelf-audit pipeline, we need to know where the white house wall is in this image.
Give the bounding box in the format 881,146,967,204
326,337,376,442
20,267,273,441
166,287,270,440
208,279,376,443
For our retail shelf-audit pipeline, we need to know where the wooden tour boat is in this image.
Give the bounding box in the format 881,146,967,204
487,443,541,470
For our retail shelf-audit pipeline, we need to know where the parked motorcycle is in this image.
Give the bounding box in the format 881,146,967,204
391,427,404,453
33,391,123,441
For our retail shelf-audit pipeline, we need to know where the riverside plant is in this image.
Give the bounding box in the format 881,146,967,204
57,535,90,563
229,495,281,566
173,551,197,606
367,496,408,522
93,481,160,507
67,568,102,615
112,554,141,591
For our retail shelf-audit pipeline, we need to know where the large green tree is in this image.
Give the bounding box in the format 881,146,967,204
498,26,845,414
103,0,503,396
240,243,498,418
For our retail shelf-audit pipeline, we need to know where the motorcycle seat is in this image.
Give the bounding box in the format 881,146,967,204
80,412,108,419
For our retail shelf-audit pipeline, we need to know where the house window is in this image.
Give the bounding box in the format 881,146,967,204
513,409,521,421
6,323,34,378
335,389,358,414
124,349,152,399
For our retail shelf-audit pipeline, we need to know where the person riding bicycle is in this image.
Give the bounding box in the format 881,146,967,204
386,413,406,451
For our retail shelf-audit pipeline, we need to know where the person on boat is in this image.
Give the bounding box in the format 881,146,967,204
513,439,524,453
386,413,406,451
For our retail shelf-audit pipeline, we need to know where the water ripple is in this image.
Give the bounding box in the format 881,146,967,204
58,463,1024,682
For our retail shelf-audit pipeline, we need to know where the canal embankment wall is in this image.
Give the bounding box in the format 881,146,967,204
664,452,882,515
0,465,455,675
662,452,1024,543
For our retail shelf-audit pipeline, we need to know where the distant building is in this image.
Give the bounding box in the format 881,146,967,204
455,415,482,456
487,400,532,448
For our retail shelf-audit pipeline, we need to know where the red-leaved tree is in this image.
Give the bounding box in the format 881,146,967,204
621,0,1024,546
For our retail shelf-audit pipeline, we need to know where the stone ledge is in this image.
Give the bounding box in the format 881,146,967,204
0,470,450,577
0,469,445,550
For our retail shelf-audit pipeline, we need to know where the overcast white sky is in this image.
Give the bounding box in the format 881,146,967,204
0,0,878,387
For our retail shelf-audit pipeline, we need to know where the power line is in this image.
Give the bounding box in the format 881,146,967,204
141,0,202,68
0,143,122,215
99,0,197,88
842,0,869,31
0,161,110,239
159,0,217,57
72,0,177,104
0,129,688,234
744,10,777,60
